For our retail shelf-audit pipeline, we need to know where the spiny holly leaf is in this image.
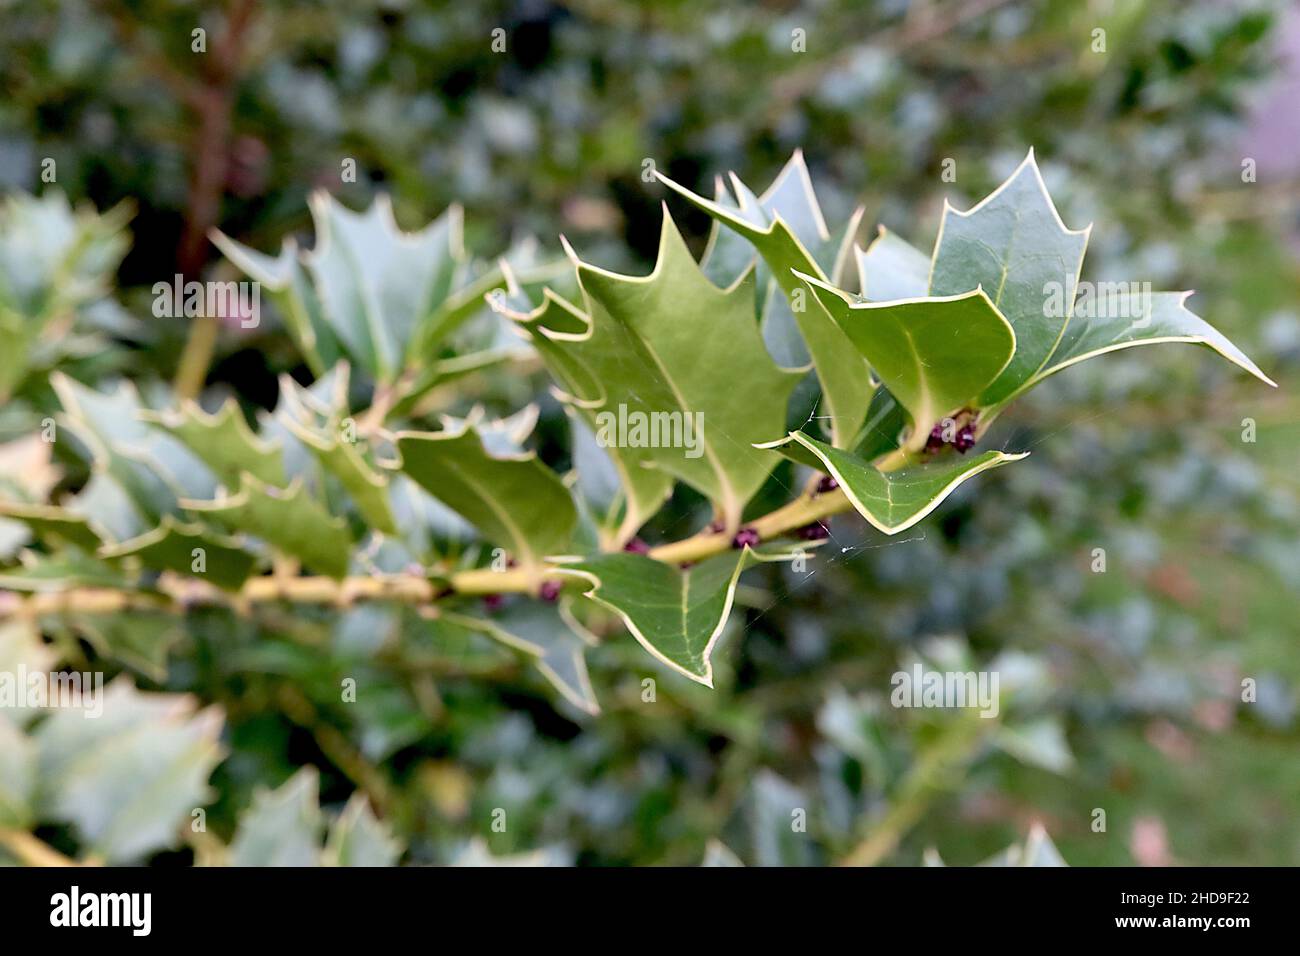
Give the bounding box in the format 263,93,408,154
323,793,403,867
558,545,801,687
440,603,600,715
209,229,341,377
143,399,285,489
0,192,132,402
67,472,147,544
0,550,128,592
929,150,1091,408
98,515,257,591
66,611,184,682
858,157,1273,413
276,367,398,535
182,474,351,579
856,226,930,301
557,209,802,531
657,155,874,445
396,416,577,568
51,373,218,517
213,194,535,395
798,275,1015,452
760,431,1027,535
228,767,324,866
228,766,403,867
33,679,224,864
497,277,673,547
0,501,107,552
1032,290,1277,388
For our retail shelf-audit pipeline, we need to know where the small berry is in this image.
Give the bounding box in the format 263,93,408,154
925,422,946,451
815,475,838,494
798,521,830,541
708,519,726,534
539,580,562,602
732,527,760,549
623,537,650,554
482,593,504,613
954,425,976,453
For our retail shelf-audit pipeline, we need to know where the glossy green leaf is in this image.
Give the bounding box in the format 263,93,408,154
1033,290,1277,388
0,551,128,592
499,281,673,546
34,679,224,864
798,275,1015,451
182,475,351,579
657,156,874,445
929,150,1090,407
442,602,600,715
557,210,802,529
98,515,257,590
855,226,929,301
761,431,1027,534
228,767,324,867
0,501,107,552
397,417,576,568
143,399,285,489
557,546,797,687
276,368,398,535
323,793,403,866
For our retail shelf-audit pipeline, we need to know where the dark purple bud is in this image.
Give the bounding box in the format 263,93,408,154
798,521,830,541
732,527,761,549
954,425,976,453
707,519,726,534
679,561,695,570
539,580,562,602
815,475,838,494
925,422,946,451
482,593,504,613
623,537,651,554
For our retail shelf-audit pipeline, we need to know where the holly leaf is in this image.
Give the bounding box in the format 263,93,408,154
143,399,285,489
0,501,107,552
67,611,185,682
855,226,930,301
928,150,1090,407
397,416,577,568
441,602,600,715
760,431,1027,534
33,679,224,864
323,793,403,867
657,155,874,445
557,545,798,687
1032,290,1277,388
498,279,673,547
228,767,324,867
182,475,351,579
276,367,398,535
798,275,1015,451
554,209,802,530
97,515,258,590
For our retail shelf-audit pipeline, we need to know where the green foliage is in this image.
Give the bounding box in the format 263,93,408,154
0,0,1295,870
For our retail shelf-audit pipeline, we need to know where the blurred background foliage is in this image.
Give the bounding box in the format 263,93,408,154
1,0,1298,865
